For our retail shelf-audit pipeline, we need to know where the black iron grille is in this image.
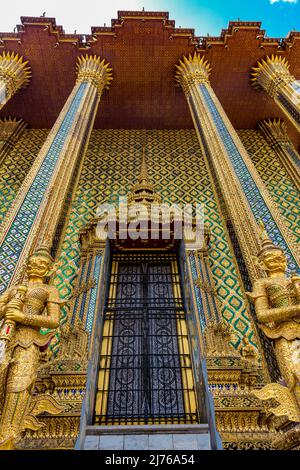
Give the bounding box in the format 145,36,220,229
95,251,198,425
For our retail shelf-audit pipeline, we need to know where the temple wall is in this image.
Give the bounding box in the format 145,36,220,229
51,129,256,352
1,128,299,358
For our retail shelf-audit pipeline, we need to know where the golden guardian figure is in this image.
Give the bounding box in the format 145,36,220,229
0,244,62,450
248,221,300,422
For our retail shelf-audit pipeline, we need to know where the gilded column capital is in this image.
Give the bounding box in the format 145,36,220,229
251,55,294,98
259,118,300,192
175,52,211,96
0,52,31,105
0,117,27,165
0,117,27,144
259,118,289,148
76,55,113,96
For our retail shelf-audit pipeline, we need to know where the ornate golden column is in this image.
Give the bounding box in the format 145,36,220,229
0,117,27,165
251,55,300,133
0,52,31,109
175,53,300,284
259,118,300,192
0,55,112,293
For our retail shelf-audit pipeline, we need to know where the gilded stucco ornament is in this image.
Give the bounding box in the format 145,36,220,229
0,244,64,450
248,221,300,422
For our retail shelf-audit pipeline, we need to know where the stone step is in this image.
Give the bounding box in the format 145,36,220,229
83,424,211,450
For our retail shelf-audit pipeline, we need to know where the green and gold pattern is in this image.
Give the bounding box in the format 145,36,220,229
54,129,257,351
0,129,49,224
239,130,300,243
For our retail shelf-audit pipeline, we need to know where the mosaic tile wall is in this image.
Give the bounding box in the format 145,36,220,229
0,129,49,225
53,129,257,350
0,83,88,293
239,130,300,243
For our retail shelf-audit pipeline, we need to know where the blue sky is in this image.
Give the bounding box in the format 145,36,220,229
0,0,299,37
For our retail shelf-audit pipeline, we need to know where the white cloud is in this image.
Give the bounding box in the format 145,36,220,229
0,1,148,34
270,0,298,4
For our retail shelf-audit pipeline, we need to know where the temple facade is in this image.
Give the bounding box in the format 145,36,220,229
0,10,299,450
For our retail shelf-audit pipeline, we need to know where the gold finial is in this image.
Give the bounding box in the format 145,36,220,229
127,147,162,206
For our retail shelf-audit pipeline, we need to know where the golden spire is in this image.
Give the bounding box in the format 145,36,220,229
139,149,149,185
127,147,162,206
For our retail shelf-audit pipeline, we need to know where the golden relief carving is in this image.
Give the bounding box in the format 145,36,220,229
248,221,300,422
253,383,300,423
0,244,63,450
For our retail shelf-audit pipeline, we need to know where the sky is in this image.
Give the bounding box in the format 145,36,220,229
0,0,299,38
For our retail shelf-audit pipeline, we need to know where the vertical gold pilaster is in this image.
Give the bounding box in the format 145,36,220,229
259,118,300,192
252,55,300,133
